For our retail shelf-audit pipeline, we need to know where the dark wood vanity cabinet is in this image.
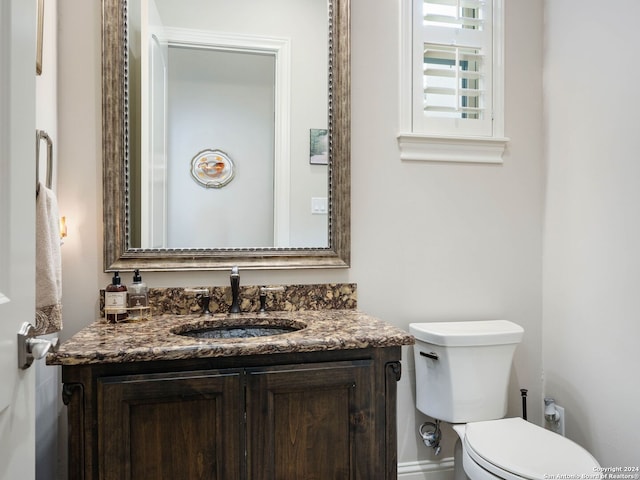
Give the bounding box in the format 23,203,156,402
62,348,402,480
247,360,377,480
98,369,244,479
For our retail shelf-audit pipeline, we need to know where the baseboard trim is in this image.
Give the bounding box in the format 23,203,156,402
398,458,455,480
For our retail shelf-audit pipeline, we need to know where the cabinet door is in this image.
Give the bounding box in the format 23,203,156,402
246,360,376,480
98,369,243,480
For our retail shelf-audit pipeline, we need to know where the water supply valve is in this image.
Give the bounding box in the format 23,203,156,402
419,420,442,455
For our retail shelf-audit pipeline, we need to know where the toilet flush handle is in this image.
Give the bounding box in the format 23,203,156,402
420,351,439,361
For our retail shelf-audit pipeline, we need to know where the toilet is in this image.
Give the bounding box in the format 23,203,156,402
410,320,600,479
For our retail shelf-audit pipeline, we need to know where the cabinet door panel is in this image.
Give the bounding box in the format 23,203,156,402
98,370,243,480
247,360,375,480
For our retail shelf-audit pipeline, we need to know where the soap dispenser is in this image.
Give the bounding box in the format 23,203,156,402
105,271,128,323
128,269,148,319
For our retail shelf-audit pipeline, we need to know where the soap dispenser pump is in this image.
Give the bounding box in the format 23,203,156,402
128,269,148,318
105,271,128,323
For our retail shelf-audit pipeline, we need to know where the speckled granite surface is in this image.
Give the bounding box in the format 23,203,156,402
48,310,414,366
100,283,358,316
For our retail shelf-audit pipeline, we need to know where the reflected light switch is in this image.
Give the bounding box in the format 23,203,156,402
311,197,328,215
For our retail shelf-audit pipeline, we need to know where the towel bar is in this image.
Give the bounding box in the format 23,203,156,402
36,129,53,196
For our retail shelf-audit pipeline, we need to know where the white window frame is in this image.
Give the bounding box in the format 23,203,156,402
398,0,508,164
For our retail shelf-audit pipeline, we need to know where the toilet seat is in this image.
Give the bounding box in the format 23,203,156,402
461,418,599,480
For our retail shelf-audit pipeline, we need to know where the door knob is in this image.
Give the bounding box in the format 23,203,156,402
17,322,59,369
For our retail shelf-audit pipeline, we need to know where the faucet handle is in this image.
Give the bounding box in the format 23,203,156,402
259,286,285,312
259,286,285,294
184,288,209,295
184,288,211,315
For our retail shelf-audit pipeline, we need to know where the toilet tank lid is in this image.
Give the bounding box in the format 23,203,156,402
409,320,524,346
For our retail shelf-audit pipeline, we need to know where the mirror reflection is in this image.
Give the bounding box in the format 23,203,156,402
128,0,329,249
102,0,350,270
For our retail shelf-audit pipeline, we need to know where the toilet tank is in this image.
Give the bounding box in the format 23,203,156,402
410,320,524,424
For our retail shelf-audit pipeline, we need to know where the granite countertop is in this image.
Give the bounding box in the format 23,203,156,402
47,310,415,366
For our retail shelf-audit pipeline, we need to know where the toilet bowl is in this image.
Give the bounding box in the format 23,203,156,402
410,320,600,479
453,418,600,480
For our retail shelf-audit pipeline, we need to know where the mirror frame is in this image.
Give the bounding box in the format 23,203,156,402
102,0,350,271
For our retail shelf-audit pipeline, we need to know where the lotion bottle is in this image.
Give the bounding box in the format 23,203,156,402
105,271,127,322
128,269,148,318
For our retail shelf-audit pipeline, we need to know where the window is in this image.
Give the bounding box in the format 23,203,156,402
399,0,507,163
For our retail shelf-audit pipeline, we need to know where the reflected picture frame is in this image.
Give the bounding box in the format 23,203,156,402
310,128,328,165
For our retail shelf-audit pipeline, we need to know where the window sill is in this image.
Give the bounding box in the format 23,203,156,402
397,133,509,164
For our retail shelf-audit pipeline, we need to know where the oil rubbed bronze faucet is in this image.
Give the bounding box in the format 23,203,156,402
229,266,241,313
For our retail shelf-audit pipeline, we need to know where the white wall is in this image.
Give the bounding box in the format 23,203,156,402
351,0,545,466
56,0,544,473
543,0,640,465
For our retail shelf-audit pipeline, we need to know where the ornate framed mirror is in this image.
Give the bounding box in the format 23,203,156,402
102,0,350,270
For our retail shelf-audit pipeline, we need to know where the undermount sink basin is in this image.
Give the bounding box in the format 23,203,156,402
172,317,306,339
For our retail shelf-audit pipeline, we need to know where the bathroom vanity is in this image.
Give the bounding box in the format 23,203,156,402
49,309,413,480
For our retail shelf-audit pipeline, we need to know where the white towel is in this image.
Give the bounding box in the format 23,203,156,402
35,182,62,335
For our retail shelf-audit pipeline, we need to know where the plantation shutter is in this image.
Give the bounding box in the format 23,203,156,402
413,0,493,136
